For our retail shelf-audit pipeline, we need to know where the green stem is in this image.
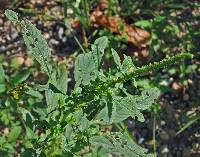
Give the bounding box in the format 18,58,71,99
63,0,68,21
116,122,133,140
62,1,87,54
73,35,87,54
82,0,90,28
108,53,193,86
153,114,157,157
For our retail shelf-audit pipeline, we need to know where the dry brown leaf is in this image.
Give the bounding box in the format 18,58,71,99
98,0,109,11
171,81,185,93
90,10,151,48
71,0,151,58
71,17,81,29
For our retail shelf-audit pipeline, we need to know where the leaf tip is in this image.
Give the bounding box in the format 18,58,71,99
4,9,19,23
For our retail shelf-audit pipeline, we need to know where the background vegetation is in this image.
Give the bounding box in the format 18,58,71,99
0,0,199,157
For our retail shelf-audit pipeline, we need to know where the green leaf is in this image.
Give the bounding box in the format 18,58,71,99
21,19,51,76
12,70,30,85
64,124,73,140
45,89,58,113
55,63,68,93
5,10,52,77
90,136,113,156
45,64,67,112
91,133,152,157
18,107,34,122
25,89,43,99
74,111,89,132
0,84,6,93
134,20,152,28
121,55,135,73
97,88,160,123
0,64,8,83
111,48,121,68
7,126,21,142
91,36,108,68
21,148,37,157
74,52,98,87
4,10,19,23
25,126,37,140
94,36,108,54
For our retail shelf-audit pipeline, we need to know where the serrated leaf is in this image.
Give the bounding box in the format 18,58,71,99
55,63,68,93
111,48,121,68
5,10,52,77
74,52,98,87
74,111,89,132
121,55,135,73
21,19,51,76
94,36,108,54
91,133,152,157
91,36,108,68
45,65,67,112
96,88,160,123
45,89,58,113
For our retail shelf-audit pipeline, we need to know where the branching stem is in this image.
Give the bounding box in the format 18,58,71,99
108,53,193,86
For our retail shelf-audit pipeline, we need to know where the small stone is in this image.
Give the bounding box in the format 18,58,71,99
25,57,34,67
11,31,18,39
170,12,177,17
186,110,196,116
58,27,64,39
138,137,144,144
10,28,18,40
0,18,3,25
160,120,166,126
11,56,24,68
192,143,199,151
49,38,59,46
44,33,50,39
168,129,176,138
161,145,169,153
140,48,149,58
0,45,6,52
160,130,170,141
3,128,9,135
160,80,168,86
182,147,191,157
171,81,183,93
188,79,193,85
6,34,11,40
159,145,170,157
183,94,189,101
